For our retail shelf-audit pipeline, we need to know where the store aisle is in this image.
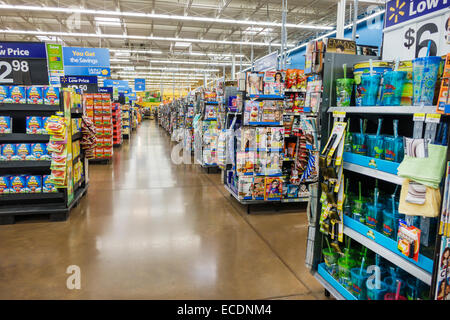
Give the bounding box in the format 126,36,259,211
0,121,324,300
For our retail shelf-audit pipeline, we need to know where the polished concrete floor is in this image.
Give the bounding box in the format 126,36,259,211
0,120,325,299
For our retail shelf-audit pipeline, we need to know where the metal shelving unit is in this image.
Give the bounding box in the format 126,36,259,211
328,106,437,114
343,161,404,185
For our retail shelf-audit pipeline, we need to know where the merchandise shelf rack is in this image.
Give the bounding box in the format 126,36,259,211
0,133,50,142
342,161,404,185
314,263,357,300
328,105,437,115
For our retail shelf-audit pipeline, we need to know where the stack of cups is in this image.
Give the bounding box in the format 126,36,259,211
412,56,442,106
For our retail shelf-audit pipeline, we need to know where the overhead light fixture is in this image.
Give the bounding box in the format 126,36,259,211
0,4,333,30
146,59,251,66
94,16,121,22
110,48,163,55
0,29,292,47
174,42,191,48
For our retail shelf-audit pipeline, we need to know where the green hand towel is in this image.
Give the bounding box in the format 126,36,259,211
397,143,447,189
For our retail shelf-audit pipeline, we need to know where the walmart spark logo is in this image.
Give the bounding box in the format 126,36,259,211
388,0,406,23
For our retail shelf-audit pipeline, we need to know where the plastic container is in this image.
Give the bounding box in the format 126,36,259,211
397,60,413,106
366,280,388,300
365,203,385,231
384,136,404,162
322,248,338,276
360,74,382,106
384,276,407,296
406,278,420,300
350,268,370,300
382,209,402,239
366,134,384,159
338,257,357,289
354,61,392,106
412,56,442,106
352,199,366,224
351,133,367,155
380,71,407,106
336,78,355,107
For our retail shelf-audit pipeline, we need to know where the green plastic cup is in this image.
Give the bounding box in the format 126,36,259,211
322,248,338,276
338,257,357,289
336,78,355,107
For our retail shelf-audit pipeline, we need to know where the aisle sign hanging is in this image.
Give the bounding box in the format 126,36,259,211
0,41,49,85
134,78,145,91
46,44,63,71
254,51,278,72
382,0,450,60
63,47,111,77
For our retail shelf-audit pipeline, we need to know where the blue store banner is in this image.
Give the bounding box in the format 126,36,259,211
385,0,449,28
98,86,113,94
135,78,146,91
60,75,98,85
254,51,278,72
126,92,137,101
63,46,110,77
0,42,47,59
104,79,129,88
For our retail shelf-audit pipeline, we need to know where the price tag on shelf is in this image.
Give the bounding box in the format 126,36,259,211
413,113,426,121
425,113,441,123
332,111,346,118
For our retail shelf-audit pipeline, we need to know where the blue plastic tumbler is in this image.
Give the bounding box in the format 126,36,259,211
360,74,381,106
384,136,404,163
381,71,407,106
412,56,442,106
366,134,385,159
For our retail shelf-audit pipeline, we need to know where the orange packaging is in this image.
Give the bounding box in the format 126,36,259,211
83,94,94,107
103,147,113,158
93,94,103,106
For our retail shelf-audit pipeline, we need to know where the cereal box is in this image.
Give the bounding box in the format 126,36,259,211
10,175,27,193
43,86,60,105
27,86,43,104
0,85,9,103
26,175,42,193
0,144,16,160
0,116,12,133
9,86,26,104
42,175,58,193
41,117,50,134
29,143,48,160
0,176,10,194
26,116,42,134
15,143,31,160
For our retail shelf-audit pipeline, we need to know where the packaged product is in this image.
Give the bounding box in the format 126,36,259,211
40,117,50,134
27,86,43,104
286,184,299,198
9,86,26,103
256,128,268,149
264,177,283,200
94,115,103,126
238,176,253,200
83,94,94,107
241,128,256,151
0,85,9,103
266,151,282,175
285,69,297,89
102,116,112,126
271,127,285,149
14,143,31,160
0,175,10,194
0,116,12,133
26,175,42,193
103,147,113,158
26,116,42,134
93,94,103,106
0,143,16,160
43,86,60,105
29,143,49,160
42,175,58,193
252,176,265,200
246,71,264,95
10,175,28,193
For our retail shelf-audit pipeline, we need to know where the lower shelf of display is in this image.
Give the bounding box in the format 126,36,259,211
224,183,308,204
343,161,403,185
0,192,64,201
343,215,433,285
316,263,356,300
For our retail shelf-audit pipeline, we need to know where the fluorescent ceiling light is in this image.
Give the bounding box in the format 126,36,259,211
110,58,130,62
243,27,273,35
147,59,251,66
0,4,333,30
36,35,61,42
95,16,121,22
0,29,290,47
110,48,162,54
110,66,219,73
174,42,191,47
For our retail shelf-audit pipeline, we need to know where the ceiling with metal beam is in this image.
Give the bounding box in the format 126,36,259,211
0,0,386,88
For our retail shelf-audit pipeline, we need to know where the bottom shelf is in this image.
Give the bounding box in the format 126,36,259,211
315,263,357,300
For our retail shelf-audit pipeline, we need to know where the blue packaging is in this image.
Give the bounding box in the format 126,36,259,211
42,175,57,193
28,143,48,160
8,86,27,104
43,86,60,105
0,85,8,103
27,86,43,104
10,175,27,193
26,116,42,134
0,175,10,194
26,175,42,193
0,116,12,133
14,143,31,160
0,143,16,161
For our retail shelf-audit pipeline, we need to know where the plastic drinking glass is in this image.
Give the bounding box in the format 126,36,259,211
381,71,407,106
360,74,382,106
322,248,338,276
406,278,419,300
352,199,366,224
384,136,404,162
412,56,442,106
366,280,388,300
351,133,367,155
366,134,385,159
350,268,370,300
365,203,385,231
338,257,357,289
336,78,355,107
384,276,407,296
382,209,402,239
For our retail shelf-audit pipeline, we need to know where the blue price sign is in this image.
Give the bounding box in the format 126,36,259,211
135,78,145,91
60,75,98,93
